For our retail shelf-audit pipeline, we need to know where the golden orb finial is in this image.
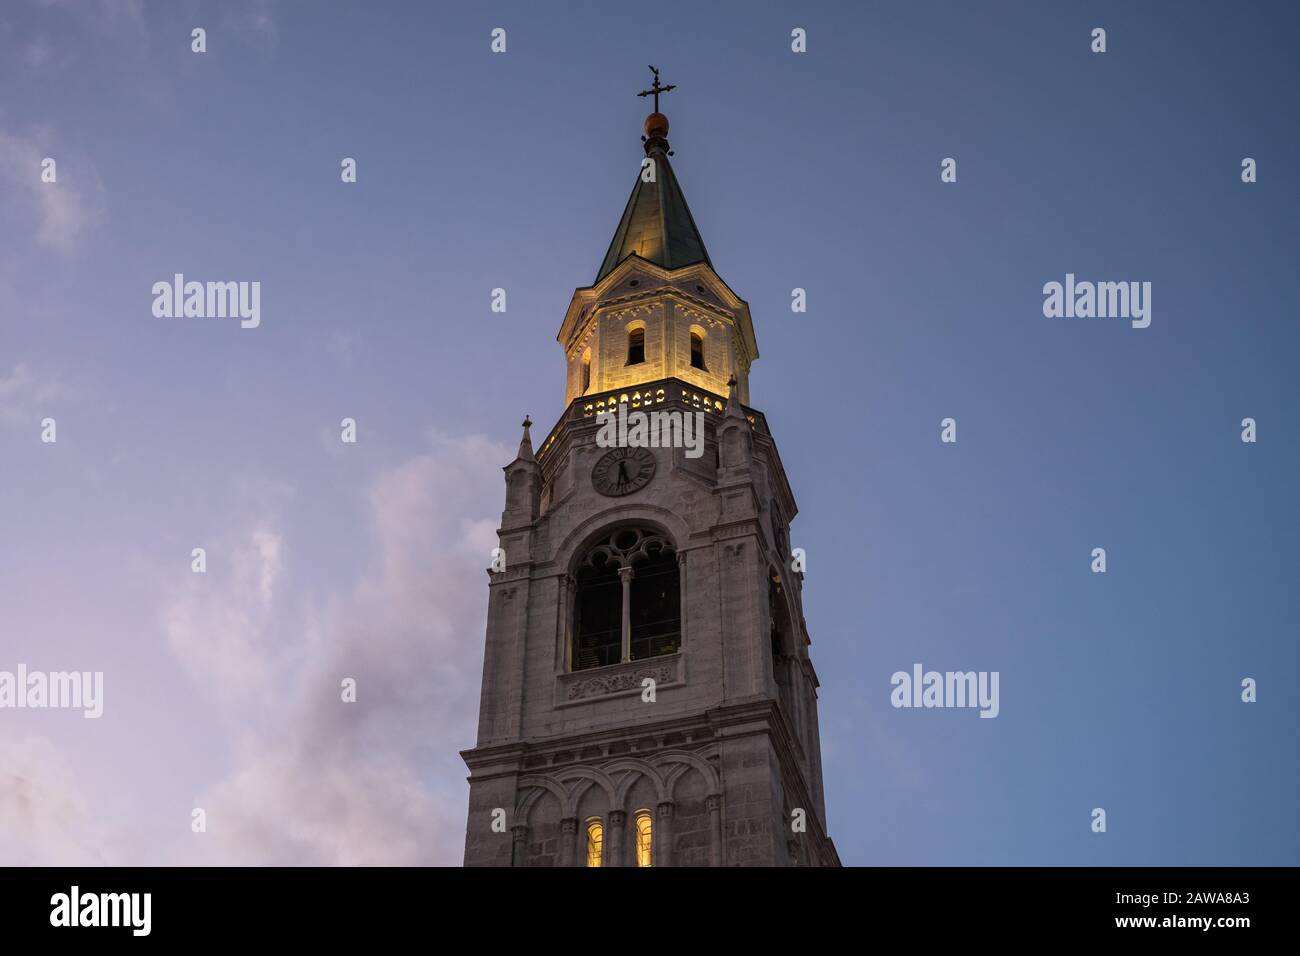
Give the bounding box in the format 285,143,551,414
644,112,669,138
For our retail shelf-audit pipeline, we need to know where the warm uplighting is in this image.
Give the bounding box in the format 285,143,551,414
586,818,604,868
627,327,646,365
635,810,653,867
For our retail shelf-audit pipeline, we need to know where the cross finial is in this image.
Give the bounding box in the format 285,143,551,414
636,65,676,113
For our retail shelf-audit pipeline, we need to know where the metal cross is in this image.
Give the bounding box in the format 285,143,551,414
636,65,676,112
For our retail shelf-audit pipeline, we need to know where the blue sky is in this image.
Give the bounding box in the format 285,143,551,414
1,0,1296,865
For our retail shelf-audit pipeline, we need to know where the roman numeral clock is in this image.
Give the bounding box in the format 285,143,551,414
592,447,657,496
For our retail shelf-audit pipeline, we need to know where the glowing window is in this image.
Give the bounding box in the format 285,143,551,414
690,331,706,370
635,811,653,867
581,352,592,392
586,818,603,868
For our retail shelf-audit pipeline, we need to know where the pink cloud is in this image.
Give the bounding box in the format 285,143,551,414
178,433,507,865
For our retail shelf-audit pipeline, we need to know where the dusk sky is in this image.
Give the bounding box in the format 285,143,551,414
2,0,1297,866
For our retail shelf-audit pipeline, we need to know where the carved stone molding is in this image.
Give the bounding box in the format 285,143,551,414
607,303,658,324
557,653,684,705
676,303,728,331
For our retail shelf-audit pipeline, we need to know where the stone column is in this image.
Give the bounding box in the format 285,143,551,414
706,794,723,867
510,823,529,868
676,550,688,649
655,801,675,867
606,810,626,868
560,817,578,867
618,566,635,663
556,574,574,672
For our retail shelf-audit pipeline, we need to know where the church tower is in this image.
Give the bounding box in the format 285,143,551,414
461,73,839,867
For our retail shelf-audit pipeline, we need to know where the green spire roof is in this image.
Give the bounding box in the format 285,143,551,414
596,114,712,282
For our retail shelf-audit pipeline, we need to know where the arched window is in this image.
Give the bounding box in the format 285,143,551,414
629,543,679,662
586,818,603,868
769,575,789,660
573,552,622,669
572,527,680,671
769,574,799,734
772,503,789,560
690,331,706,370
626,327,645,365
634,811,653,867
581,351,591,393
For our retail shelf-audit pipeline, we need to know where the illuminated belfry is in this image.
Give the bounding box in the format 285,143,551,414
461,70,838,866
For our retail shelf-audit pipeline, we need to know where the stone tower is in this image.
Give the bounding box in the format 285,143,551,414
460,98,839,867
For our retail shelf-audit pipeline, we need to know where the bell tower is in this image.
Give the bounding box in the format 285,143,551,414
461,71,839,867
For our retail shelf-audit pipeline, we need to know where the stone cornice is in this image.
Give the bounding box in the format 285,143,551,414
557,258,757,363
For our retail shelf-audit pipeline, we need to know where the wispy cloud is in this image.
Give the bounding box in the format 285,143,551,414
36,0,146,36
0,125,103,252
161,526,284,710
0,362,78,428
23,35,54,67
0,735,110,865
170,433,505,865
222,0,277,47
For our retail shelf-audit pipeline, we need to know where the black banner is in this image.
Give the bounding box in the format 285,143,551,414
0,866,1282,941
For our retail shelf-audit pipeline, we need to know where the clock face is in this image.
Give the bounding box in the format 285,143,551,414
591,447,656,497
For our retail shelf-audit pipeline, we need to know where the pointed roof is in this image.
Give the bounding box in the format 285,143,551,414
596,111,712,282
723,375,745,420
514,415,535,463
